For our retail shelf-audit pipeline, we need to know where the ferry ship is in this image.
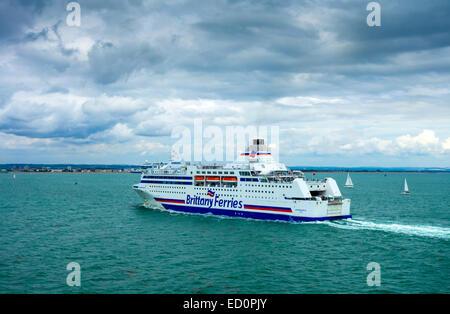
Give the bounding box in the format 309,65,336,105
133,139,351,222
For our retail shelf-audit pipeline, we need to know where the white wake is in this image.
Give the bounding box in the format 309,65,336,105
323,218,450,239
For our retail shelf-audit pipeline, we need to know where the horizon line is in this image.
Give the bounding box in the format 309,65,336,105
0,163,449,170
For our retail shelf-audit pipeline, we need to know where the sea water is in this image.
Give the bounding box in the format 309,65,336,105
0,172,448,293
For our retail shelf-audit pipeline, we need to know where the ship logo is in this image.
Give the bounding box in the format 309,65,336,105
207,189,215,197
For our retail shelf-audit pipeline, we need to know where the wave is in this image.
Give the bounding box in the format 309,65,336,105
323,218,450,239
139,203,450,239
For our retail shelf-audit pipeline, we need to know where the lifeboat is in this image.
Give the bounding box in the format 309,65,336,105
222,176,238,182
206,176,220,181
194,176,205,181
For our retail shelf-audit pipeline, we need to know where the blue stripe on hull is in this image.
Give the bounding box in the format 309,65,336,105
161,203,351,222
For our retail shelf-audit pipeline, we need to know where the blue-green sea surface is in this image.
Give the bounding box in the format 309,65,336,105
0,172,449,293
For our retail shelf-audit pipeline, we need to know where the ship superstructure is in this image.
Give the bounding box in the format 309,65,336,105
133,139,351,222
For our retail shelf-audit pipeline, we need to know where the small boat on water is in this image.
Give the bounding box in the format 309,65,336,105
13,173,16,179
344,173,353,188
401,178,410,194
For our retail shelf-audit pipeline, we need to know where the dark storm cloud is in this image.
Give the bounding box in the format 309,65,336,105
188,0,450,76
45,86,69,94
187,13,318,73
0,1,36,41
23,21,76,57
88,41,164,84
0,0,449,164
327,1,450,66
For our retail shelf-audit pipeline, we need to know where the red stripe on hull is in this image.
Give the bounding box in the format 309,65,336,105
244,205,292,213
155,198,185,204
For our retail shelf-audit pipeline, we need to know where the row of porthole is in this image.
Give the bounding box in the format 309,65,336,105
148,190,184,194
146,185,186,188
195,171,236,175
245,190,275,194
245,183,292,189
198,193,276,200
194,187,237,189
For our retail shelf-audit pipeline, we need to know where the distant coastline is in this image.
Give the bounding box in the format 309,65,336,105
4,170,138,174
0,164,449,173
299,170,450,173
0,164,142,174
292,167,450,173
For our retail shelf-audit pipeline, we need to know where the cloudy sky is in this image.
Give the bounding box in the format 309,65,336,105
0,0,449,167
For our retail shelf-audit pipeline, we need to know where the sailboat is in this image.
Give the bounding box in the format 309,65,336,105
13,173,16,179
344,173,353,188
401,178,410,194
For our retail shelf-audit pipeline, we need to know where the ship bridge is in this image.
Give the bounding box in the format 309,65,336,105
227,138,288,175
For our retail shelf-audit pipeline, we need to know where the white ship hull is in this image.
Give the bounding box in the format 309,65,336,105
133,138,351,222
133,184,351,222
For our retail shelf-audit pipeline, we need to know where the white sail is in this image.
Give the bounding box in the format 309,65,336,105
344,173,353,187
401,178,410,194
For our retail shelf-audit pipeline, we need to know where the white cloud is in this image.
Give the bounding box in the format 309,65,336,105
344,130,449,155
396,130,440,153
442,137,450,151
0,132,54,149
64,37,95,61
135,141,169,156
357,137,396,155
282,129,450,157
87,123,134,143
276,96,343,108
0,91,146,138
